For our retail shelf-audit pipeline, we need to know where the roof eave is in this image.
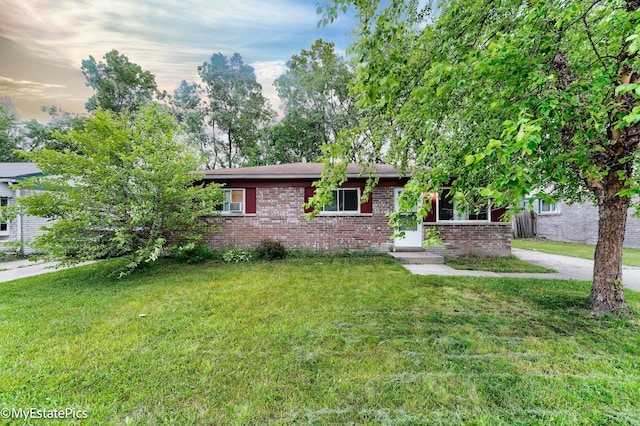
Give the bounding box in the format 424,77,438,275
202,172,407,180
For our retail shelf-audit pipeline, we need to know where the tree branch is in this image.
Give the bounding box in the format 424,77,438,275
582,16,608,70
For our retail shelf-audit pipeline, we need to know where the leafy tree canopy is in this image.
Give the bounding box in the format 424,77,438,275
268,39,358,163
315,0,640,315
15,103,222,276
82,49,160,114
169,80,218,168
0,103,21,162
21,106,87,152
198,52,274,168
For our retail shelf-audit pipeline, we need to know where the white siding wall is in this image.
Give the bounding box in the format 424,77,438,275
0,189,50,254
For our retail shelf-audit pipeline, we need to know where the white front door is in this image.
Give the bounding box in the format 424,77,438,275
393,188,423,248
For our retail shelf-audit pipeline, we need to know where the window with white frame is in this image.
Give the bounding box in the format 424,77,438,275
0,197,9,235
538,199,560,214
220,189,245,214
323,188,360,213
437,188,488,222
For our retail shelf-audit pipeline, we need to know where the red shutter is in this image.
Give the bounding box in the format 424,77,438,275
245,188,256,214
304,187,315,213
361,190,373,214
491,206,507,222
424,194,436,223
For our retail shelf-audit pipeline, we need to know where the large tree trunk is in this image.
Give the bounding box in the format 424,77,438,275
589,188,630,315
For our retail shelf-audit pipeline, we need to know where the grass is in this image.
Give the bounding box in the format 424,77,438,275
513,238,640,267
1,256,639,424
444,255,556,273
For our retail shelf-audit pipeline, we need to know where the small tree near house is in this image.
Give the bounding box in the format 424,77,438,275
14,103,222,276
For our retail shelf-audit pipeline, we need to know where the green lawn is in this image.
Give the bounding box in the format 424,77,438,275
1,257,639,424
444,255,555,273
513,238,640,267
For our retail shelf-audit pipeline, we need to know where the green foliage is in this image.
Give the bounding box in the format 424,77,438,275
198,52,274,168
0,103,20,162
21,106,87,152
81,49,159,114
268,39,359,164
169,242,215,264
14,103,223,276
423,226,444,247
255,238,287,260
222,248,254,263
262,112,324,164
169,80,217,168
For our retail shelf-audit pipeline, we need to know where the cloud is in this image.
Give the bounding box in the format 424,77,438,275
0,76,67,98
0,76,65,89
0,0,357,120
251,61,288,81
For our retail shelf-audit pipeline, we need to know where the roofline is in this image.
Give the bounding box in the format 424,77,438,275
201,172,407,180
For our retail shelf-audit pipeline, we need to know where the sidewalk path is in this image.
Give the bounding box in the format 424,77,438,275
0,260,92,284
403,248,640,293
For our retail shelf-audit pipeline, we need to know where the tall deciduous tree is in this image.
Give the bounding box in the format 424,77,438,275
198,52,274,168
82,49,159,114
270,39,358,163
170,80,217,168
15,104,222,276
0,102,20,162
317,0,640,315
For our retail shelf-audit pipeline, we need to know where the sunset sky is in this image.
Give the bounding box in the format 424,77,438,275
0,0,357,121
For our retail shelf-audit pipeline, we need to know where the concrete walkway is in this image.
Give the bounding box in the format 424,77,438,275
0,259,91,283
403,248,640,293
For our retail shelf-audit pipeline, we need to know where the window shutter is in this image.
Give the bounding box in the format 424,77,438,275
424,195,436,223
491,206,507,222
360,191,373,214
245,188,257,214
304,187,315,213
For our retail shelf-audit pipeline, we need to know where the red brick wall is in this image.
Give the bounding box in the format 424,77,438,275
203,184,512,256
423,223,512,257
204,186,396,252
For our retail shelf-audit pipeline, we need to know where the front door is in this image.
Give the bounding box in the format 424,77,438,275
393,188,423,249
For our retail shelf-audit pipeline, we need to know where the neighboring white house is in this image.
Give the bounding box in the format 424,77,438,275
0,162,49,254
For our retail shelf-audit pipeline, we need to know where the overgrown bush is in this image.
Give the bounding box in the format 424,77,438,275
255,239,286,261
170,243,214,264
222,248,254,263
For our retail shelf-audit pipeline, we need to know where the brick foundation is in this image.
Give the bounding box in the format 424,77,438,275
423,223,512,257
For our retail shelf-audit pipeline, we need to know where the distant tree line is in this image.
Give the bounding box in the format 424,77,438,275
1,39,358,169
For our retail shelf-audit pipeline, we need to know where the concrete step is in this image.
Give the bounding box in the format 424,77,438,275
392,246,425,252
388,251,444,265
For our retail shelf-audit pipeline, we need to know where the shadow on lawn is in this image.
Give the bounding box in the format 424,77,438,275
414,275,638,337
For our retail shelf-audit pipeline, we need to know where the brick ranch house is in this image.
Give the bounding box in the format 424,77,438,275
201,163,512,257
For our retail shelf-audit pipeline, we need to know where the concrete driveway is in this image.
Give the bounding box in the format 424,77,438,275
403,248,640,293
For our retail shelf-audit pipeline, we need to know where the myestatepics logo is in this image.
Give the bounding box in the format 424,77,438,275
1,407,88,420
